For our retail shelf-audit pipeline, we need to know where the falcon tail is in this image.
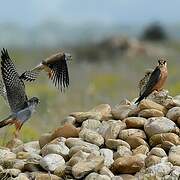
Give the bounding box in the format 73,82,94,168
0,115,13,128
135,95,144,105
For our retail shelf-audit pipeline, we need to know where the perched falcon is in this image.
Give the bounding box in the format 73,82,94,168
19,51,71,90
0,49,39,137
138,68,153,96
135,59,168,104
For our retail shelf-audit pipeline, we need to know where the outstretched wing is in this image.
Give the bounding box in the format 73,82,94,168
135,67,161,104
1,48,28,112
20,52,70,90
0,79,8,102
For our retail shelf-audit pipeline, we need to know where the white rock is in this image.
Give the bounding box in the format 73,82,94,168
145,162,173,177
166,107,180,122
41,141,69,158
82,119,102,132
79,128,104,146
144,117,177,137
66,138,99,151
85,172,111,180
100,148,114,167
40,154,65,171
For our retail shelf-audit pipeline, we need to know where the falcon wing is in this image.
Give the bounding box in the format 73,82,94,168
1,48,28,112
48,56,69,90
20,53,70,90
19,68,41,82
135,67,161,104
0,79,8,102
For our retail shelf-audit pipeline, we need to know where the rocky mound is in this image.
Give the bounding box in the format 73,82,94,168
0,90,180,179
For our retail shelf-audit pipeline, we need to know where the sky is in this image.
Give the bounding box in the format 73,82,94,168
0,0,180,27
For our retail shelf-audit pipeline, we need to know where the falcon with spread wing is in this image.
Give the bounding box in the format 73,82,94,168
19,52,71,90
0,49,39,137
135,59,168,104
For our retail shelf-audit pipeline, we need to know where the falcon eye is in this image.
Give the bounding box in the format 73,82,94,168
158,60,162,65
163,61,166,64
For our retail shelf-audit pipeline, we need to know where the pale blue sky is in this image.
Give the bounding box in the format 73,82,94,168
0,0,180,27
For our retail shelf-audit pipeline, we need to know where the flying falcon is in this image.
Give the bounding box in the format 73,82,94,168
138,68,153,96
19,51,71,90
0,49,39,137
135,59,168,104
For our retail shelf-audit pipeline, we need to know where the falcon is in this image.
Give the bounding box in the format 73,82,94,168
0,49,39,137
20,51,71,90
135,59,168,104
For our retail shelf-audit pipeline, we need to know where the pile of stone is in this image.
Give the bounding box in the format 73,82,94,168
0,90,179,179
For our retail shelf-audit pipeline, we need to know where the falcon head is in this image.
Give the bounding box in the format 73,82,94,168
158,59,167,67
65,53,72,61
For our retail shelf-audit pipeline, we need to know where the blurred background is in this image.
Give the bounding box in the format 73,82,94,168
0,0,180,142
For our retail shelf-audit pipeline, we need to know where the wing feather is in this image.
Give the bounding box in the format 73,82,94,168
20,53,70,90
135,67,161,104
1,48,28,112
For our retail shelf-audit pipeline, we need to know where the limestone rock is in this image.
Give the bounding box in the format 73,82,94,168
145,162,173,177
113,146,132,160
112,105,134,120
41,139,69,159
39,133,52,149
68,145,99,157
105,139,130,150
119,129,146,140
133,145,149,155
126,136,148,149
138,109,164,118
149,147,167,157
72,153,104,179
54,165,66,177
166,107,180,122
99,166,114,178
144,117,177,137
149,133,180,147
111,154,146,174
85,172,111,180
123,117,147,128
13,141,40,154
145,155,161,167
168,166,180,179
100,148,114,167
30,172,61,180
62,116,76,125
0,149,16,166
79,128,104,146
14,173,29,180
67,150,90,167
51,123,80,140
168,145,180,166
138,99,167,114
65,138,99,151
105,121,126,141
82,119,102,132
119,174,137,180
90,104,112,121
70,111,102,122
40,154,65,172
